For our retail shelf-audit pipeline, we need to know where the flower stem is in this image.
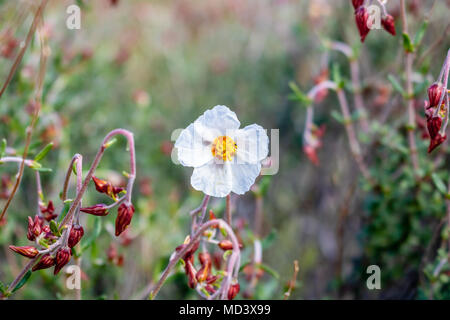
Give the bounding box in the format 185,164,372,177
400,0,420,174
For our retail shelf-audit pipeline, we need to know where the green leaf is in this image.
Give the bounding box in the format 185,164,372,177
12,270,32,293
0,280,7,294
413,20,429,48
387,74,406,96
331,63,344,89
34,142,53,162
431,173,447,195
0,138,6,159
33,167,53,173
261,229,277,249
257,263,279,279
288,82,312,106
402,33,414,53
50,220,60,236
330,110,345,124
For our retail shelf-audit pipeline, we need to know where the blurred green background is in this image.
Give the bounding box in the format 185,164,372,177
1,0,450,300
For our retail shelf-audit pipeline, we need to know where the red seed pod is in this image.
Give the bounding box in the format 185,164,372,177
351,0,364,10
227,283,240,300
115,202,135,236
68,225,84,248
54,247,72,275
355,6,370,43
32,254,55,271
27,215,42,241
9,245,39,258
218,240,234,251
80,204,109,216
381,14,396,36
428,83,444,108
212,251,223,270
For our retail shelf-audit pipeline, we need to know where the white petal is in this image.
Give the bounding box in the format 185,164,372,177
197,105,240,134
230,163,261,195
175,122,214,167
191,161,233,197
234,124,269,164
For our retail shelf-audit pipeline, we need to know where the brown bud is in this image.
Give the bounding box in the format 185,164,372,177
355,6,370,43
381,14,396,36
32,253,55,271
80,203,109,216
68,224,84,248
54,247,72,275
115,202,135,236
27,215,42,241
428,83,444,108
9,245,39,258
227,283,240,300
351,0,363,10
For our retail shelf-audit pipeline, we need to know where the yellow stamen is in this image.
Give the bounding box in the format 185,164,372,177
211,136,237,161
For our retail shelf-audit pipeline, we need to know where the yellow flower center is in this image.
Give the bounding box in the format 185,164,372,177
211,136,237,161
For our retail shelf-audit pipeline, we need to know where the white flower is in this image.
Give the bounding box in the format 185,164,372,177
175,105,269,197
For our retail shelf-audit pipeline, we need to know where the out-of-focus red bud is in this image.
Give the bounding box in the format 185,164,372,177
32,253,55,271
115,202,135,236
68,225,84,248
381,14,396,36
9,245,39,258
351,0,364,10
54,247,72,275
206,275,218,285
205,285,216,294
355,6,370,42
227,283,240,300
196,264,210,282
40,201,57,221
107,243,118,262
428,83,444,108
218,240,234,251
198,252,212,267
428,133,447,153
27,215,42,241
303,145,319,166
117,255,124,267
212,251,222,270
186,262,197,289
80,203,109,216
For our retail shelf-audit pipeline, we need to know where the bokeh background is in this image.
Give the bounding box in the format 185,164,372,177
1,0,450,300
